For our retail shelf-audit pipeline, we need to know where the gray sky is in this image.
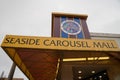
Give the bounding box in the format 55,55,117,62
0,0,120,80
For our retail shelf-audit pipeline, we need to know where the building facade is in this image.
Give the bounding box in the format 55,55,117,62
1,13,120,80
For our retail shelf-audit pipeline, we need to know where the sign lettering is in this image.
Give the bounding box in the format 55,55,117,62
1,35,120,51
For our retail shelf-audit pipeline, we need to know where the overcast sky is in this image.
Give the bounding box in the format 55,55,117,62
0,0,120,80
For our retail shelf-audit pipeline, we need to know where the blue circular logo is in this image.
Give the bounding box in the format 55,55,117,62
61,20,81,35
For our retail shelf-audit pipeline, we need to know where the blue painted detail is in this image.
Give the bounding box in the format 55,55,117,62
77,32,84,38
61,30,68,38
74,18,84,39
74,18,80,24
61,16,67,22
61,16,68,38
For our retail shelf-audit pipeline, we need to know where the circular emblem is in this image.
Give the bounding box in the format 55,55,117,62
61,20,81,35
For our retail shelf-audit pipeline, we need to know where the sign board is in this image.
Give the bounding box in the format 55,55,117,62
1,35,120,52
